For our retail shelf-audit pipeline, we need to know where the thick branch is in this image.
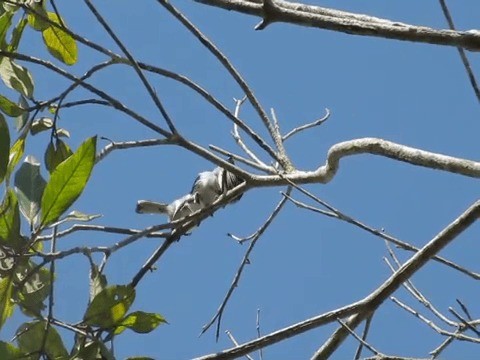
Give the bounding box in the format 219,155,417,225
311,200,480,359
250,138,480,186
194,0,480,51
197,200,480,359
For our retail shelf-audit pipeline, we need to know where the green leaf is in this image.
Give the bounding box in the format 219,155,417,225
6,135,25,180
53,210,101,228
0,94,25,117
42,12,77,65
40,136,96,227
84,285,135,329
2,3,19,13
0,247,15,277
0,341,23,360
14,155,46,226
45,138,73,173
115,311,167,335
30,116,53,135
15,96,28,130
89,264,107,303
8,17,27,52
0,189,21,248
0,275,15,330
0,113,9,184
17,321,69,360
0,58,34,99
0,11,13,49
27,6,49,32
56,128,70,138
14,264,50,318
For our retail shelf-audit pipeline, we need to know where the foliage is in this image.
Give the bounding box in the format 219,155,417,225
0,2,165,358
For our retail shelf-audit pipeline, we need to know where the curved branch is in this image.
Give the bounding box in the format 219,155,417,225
250,138,480,186
194,0,480,51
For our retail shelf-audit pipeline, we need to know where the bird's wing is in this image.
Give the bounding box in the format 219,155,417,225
170,193,196,219
223,171,243,191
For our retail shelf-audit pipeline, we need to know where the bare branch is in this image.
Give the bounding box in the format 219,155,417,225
269,108,292,170
84,0,177,133
310,200,480,359
456,299,474,321
256,309,263,360
392,297,480,343
438,0,480,102
96,138,175,163
194,0,480,51
197,201,480,360
209,144,274,173
0,51,172,138
225,331,255,360
232,98,272,170
354,314,373,360
37,224,168,241
282,108,330,141
282,179,480,280
201,187,291,339
383,242,456,327
448,307,480,337
249,137,480,186
155,0,293,169
337,318,380,356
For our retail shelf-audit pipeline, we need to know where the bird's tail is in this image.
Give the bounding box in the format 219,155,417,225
136,200,169,214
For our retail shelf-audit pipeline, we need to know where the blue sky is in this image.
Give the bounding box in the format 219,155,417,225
3,0,480,359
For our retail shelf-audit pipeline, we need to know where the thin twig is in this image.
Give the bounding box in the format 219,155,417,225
84,0,177,133
391,297,480,343
282,178,480,280
40,226,58,357
96,138,175,163
225,331,255,360
282,108,330,141
256,308,263,360
438,0,480,102
354,314,373,360
209,144,274,173
448,307,480,336
269,108,292,170
60,99,111,109
310,200,480,360
201,187,291,339
155,0,288,168
1,51,171,137
383,242,456,327
37,223,168,241
337,318,380,356
456,299,473,322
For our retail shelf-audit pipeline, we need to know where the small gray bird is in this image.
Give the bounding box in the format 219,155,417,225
136,193,201,223
191,160,244,208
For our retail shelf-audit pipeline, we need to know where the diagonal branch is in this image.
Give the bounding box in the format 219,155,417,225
196,200,480,360
438,0,480,102
201,187,291,339
84,0,178,133
311,200,480,359
194,0,480,51
155,0,292,169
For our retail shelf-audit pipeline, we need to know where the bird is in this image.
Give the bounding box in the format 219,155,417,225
135,158,244,233
136,193,202,230
190,159,244,209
